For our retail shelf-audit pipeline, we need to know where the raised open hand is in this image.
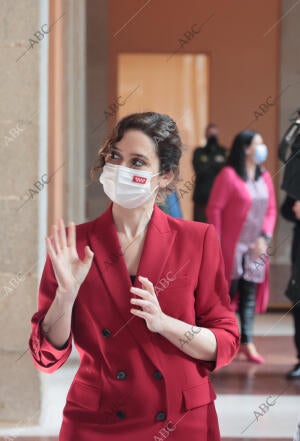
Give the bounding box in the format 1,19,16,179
46,218,94,304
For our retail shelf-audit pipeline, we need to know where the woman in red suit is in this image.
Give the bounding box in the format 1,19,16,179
206,131,277,364
29,112,239,441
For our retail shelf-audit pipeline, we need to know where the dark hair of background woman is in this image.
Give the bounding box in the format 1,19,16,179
90,112,183,203
227,130,262,181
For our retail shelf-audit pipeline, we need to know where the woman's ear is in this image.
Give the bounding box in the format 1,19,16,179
159,169,174,189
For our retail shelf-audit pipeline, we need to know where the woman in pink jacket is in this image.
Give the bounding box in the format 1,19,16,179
206,131,277,363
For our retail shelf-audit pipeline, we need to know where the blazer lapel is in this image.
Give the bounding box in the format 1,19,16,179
133,205,178,288
87,202,177,366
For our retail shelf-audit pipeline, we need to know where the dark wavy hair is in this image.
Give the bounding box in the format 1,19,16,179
90,112,183,203
227,130,262,181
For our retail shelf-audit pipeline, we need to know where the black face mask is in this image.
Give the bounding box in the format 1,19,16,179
207,135,218,145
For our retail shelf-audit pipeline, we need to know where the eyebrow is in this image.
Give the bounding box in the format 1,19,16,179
111,146,149,160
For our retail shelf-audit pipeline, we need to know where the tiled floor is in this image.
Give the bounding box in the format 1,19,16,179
0,313,299,440
214,340,300,438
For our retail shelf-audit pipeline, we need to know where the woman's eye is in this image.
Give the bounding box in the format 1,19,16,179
132,158,145,167
110,151,120,160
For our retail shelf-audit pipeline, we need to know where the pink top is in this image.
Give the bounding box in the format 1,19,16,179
206,166,277,312
232,176,269,283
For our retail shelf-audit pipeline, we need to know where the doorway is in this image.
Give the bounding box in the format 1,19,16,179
117,53,209,220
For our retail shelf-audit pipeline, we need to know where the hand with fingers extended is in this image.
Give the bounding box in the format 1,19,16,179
130,275,167,333
46,218,94,304
129,276,217,362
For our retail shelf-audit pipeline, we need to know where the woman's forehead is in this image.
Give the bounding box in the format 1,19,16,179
115,130,157,156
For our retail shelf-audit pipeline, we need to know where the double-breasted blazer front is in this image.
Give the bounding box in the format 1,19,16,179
29,202,240,441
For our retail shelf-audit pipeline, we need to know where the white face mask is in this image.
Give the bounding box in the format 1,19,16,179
254,143,268,164
99,163,160,209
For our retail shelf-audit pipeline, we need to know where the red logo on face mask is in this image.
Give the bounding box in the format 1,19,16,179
132,175,147,184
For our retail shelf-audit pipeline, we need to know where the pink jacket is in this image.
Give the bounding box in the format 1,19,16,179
206,166,277,312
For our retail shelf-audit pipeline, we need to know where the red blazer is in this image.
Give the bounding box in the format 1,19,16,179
206,166,277,312
29,202,239,441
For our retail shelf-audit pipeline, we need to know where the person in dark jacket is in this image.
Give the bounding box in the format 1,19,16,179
278,111,300,378
281,196,300,378
192,123,227,222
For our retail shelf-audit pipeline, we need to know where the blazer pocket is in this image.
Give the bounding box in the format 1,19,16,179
182,379,216,411
66,380,102,412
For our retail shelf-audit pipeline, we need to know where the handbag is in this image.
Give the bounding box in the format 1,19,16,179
243,249,267,283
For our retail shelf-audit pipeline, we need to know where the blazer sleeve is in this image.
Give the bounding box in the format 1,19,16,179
28,254,73,373
195,224,240,371
261,170,277,236
206,167,233,236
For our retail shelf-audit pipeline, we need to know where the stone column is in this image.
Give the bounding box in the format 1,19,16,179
0,0,87,428
0,0,42,425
